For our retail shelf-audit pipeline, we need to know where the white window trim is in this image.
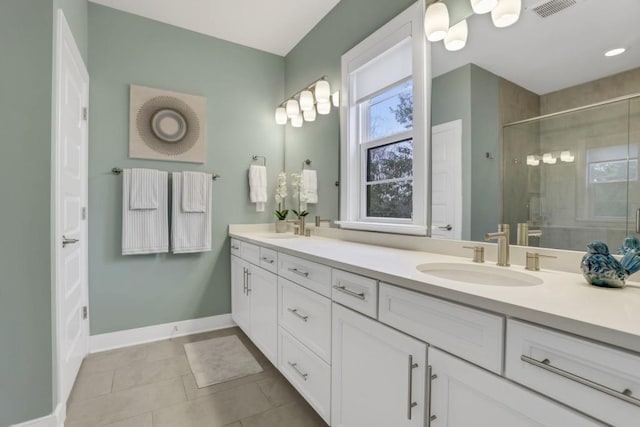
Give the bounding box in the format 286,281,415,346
339,0,430,235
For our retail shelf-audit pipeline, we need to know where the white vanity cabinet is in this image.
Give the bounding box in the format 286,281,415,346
429,347,601,426
230,241,278,366
331,303,427,427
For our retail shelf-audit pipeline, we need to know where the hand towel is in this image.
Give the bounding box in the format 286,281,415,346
171,172,212,254
122,169,168,255
129,168,159,209
249,165,267,212
302,169,318,204
182,171,209,212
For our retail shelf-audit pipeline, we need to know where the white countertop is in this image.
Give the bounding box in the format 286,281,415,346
229,228,640,354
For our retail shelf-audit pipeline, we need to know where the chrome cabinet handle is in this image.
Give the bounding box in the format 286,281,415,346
261,257,275,264
242,268,247,295
288,361,308,381
333,284,365,300
427,365,437,423
438,224,452,231
287,308,309,322
231,245,240,250
288,267,309,278
521,355,640,407
246,270,251,293
62,235,79,248
407,355,418,420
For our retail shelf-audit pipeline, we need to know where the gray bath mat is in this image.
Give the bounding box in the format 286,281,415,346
184,335,263,388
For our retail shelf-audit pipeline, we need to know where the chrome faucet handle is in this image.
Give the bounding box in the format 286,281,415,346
525,252,557,271
315,216,332,227
463,246,485,263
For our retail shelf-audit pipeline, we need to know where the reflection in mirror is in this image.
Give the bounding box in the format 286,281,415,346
430,0,640,251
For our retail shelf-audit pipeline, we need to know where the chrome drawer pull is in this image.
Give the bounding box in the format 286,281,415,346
288,361,308,381
287,308,309,322
261,257,275,264
407,355,418,420
521,355,640,407
288,267,309,277
333,284,365,300
231,245,240,250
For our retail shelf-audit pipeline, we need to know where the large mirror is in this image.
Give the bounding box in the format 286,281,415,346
430,0,640,251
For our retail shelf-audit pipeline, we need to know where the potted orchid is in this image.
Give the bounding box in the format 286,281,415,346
274,171,289,233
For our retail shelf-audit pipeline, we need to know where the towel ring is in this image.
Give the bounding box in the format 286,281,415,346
252,155,266,166
302,159,311,170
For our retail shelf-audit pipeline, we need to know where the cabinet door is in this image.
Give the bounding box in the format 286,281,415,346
429,348,602,427
332,303,427,427
231,255,251,334
249,266,278,366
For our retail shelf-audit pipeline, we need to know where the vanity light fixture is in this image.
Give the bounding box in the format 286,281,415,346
605,48,626,57
560,150,575,162
542,152,557,164
491,0,522,28
444,19,468,51
471,0,498,14
274,77,337,127
425,1,450,42
526,155,540,166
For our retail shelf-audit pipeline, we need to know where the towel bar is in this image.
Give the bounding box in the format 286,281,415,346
111,167,220,180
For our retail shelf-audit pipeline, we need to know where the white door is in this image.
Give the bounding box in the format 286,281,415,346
429,348,601,426
231,255,251,334
249,266,278,365
431,120,462,239
332,303,427,427
54,10,89,406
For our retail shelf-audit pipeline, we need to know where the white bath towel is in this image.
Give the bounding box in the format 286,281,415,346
182,171,209,213
129,168,159,210
302,169,318,204
249,165,267,212
172,172,212,254
122,169,168,255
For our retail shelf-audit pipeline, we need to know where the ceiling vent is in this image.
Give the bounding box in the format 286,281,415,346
524,0,581,18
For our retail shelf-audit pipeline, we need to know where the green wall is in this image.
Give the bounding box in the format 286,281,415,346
283,0,415,220
87,4,284,334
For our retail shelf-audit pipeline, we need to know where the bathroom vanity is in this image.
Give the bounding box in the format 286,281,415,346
229,225,640,426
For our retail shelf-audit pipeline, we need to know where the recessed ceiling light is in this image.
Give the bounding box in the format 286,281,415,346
605,48,626,57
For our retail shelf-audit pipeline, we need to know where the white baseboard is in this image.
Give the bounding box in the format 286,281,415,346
11,403,63,427
89,314,235,353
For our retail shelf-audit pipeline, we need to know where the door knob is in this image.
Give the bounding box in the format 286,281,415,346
438,224,452,231
62,235,79,248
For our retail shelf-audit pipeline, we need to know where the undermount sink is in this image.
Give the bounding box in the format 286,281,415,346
416,262,543,287
255,233,298,240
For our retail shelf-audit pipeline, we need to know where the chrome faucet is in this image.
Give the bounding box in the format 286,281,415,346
287,216,307,236
516,223,542,246
485,224,510,267
315,216,331,227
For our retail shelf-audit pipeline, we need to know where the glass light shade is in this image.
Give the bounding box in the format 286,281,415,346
315,80,331,102
291,115,303,127
560,151,575,162
275,107,287,125
471,0,498,14
444,19,468,52
332,91,340,107
299,90,314,111
526,155,540,166
303,107,317,122
317,100,331,115
542,153,557,164
424,2,449,42
285,99,300,118
605,48,626,57
491,0,521,28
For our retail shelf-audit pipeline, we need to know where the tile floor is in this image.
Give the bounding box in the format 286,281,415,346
65,327,328,427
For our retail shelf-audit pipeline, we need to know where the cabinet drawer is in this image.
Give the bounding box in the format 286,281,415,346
332,269,378,318
279,278,331,363
506,319,640,426
279,327,331,424
378,283,504,374
278,253,331,297
230,238,242,256
259,247,278,273
241,241,260,265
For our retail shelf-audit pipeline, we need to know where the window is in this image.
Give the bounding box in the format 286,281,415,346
339,1,429,235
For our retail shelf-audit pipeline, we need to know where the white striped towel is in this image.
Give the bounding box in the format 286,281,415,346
129,168,159,209
249,165,267,212
122,169,168,255
172,172,212,254
182,171,208,213
302,169,318,204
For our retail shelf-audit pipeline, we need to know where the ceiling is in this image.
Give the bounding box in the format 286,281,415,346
432,0,640,94
89,0,341,56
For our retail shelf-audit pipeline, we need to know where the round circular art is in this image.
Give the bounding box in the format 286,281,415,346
136,95,201,156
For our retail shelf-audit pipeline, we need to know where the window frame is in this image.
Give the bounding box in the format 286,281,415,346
338,0,430,235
